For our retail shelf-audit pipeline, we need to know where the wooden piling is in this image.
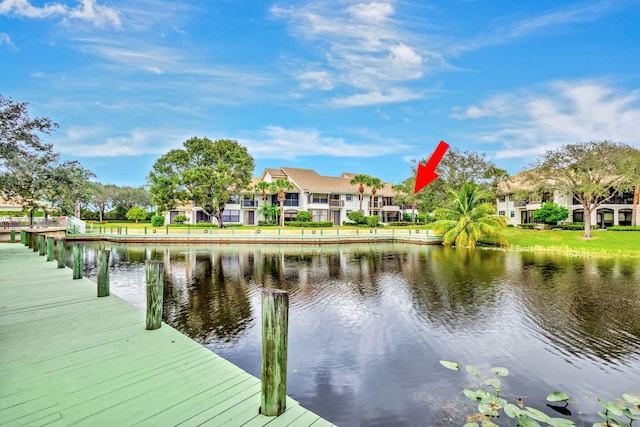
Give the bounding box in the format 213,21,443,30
72,244,83,279
38,235,46,256
57,239,66,269
145,261,164,330
46,237,54,261
31,233,38,252
97,249,110,297
10,230,15,243
20,230,26,244
260,288,289,417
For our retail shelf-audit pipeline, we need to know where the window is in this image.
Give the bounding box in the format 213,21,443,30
311,193,329,204
498,195,506,202
222,210,240,222
311,209,329,221
573,210,584,222
510,211,515,218
227,195,239,204
508,194,514,201
346,194,353,202
498,210,505,216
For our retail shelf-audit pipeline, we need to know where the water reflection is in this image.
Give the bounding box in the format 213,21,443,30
81,243,640,426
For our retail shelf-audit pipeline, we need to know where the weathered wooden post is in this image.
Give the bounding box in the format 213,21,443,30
260,288,289,416
31,233,38,252
72,244,83,279
38,235,46,256
46,237,55,261
97,249,110,297
20,230,26,244
10,230,15,243
57,239,66,269
145,261,164,330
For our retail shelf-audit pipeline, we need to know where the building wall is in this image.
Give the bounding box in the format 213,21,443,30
497,191,638,228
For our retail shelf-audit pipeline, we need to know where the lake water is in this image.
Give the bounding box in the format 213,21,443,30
80,243,640,426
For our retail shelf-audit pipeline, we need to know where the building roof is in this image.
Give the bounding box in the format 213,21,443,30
279,167,396,197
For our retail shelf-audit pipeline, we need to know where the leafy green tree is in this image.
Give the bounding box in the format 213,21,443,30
1,96,94,225
410,148,508,213
269,179,294,226
90,183,118,222
126,206,147,223
111,186,150,218
349,174,370,213
46,160,95,217
431,183,508,248
533,202,569,225
148,137,255,228
527,140,637,238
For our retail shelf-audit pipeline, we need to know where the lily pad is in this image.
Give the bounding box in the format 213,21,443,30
483,378,502,389
466,364,483,377
490,367,509,377
546,392,571,403
439,360,460,371
622,393,640,406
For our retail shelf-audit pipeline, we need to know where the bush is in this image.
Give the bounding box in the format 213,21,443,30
296,211,312,222
388,221,410,226
172,214,188,224
517,223,537,229
126,206,148,223
416,213,434,224
557,222,599,230
284,221,333,228
606,226,640,231
365,216,381,227
532,202,569,225
347,211,366,224
151,215,164,227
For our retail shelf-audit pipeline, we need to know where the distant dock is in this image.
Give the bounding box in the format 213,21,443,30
0,243,334,426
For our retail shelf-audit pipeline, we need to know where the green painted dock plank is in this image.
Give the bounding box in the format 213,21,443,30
0,244,334,427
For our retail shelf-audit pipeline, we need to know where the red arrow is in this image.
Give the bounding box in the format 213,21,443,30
414,140,449,194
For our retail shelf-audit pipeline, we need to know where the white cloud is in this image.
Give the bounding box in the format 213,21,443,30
333,87,423,106
297,70,334,90
67,0,120,28
243,126,409,159
0,0,120,28
0,0,66,18
271,1,444,106
0,32,17,50
53,126,188,157
449,0,622,55
452,80,640,159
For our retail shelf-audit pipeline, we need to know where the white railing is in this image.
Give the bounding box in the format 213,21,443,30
66,216,86,234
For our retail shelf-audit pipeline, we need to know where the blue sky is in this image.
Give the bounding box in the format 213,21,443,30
2,0,639,187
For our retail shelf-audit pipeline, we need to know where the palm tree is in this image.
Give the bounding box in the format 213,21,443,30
431,182,508,248
254,181,270,204
367,177,384,216
350,174,370,213
269,179,294,226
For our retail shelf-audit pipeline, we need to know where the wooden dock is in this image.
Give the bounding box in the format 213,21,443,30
0,243,334,426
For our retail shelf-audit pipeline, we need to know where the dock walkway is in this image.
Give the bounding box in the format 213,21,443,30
0,243,334,426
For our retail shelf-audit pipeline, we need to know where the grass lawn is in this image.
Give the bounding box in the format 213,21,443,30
499,227,640,258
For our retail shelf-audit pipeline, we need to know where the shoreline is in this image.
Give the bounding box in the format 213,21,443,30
3,227,639,258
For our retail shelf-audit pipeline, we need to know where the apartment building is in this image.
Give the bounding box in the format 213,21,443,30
497,174,637,228
166,167,405,226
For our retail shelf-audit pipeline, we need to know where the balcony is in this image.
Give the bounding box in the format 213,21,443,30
242,200,259,208
329,200,345,207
